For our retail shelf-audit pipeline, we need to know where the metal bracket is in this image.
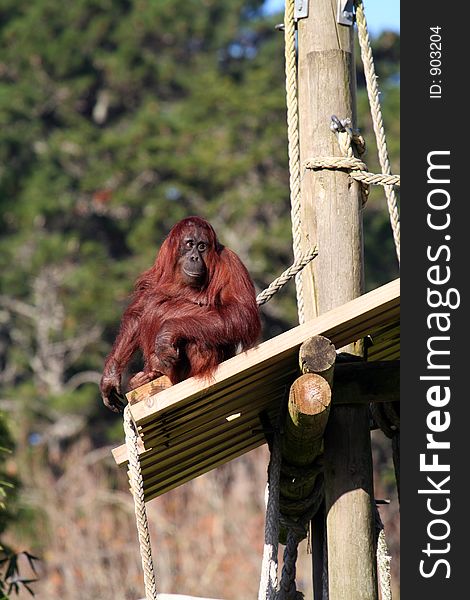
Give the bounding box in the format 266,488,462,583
337,0,354,26
295,0,309,21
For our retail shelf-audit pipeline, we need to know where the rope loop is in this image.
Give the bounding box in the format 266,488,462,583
305,112,401,212
305,156,367,172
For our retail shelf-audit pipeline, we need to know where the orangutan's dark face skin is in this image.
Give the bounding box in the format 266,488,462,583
178,225,209,288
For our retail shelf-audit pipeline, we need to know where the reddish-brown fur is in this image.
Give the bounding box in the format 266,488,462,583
100,216,261,411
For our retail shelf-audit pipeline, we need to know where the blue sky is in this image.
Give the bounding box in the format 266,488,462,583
263,1,400,35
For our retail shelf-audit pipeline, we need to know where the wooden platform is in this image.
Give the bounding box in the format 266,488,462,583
113,279,400,502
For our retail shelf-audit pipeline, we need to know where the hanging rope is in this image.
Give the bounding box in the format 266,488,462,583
375,505,392,600
278,474,324,600
124,406,158,600
278,530,304,600
305,147,400,188
258,430,282,600
256,247,318,306
284,0,305,324
355,0,400,262
259,432,324,599
371,400,400,503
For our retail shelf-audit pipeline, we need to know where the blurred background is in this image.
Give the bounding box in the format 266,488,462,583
0,1,399,598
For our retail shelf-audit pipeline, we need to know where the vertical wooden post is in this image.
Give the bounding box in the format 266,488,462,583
296,1,377,598
297,0,363,322
323,403,377,599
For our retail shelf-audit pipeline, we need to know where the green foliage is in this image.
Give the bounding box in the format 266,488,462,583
0,1,399,424
0,3,400,593
0,416,17,539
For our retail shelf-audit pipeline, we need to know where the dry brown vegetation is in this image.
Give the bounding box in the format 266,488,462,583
10,433,398,599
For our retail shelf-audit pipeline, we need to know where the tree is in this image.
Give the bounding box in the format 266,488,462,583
0,1,302,427
0,3,400,593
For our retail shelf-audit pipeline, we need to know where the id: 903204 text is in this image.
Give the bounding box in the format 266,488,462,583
429,26,442,99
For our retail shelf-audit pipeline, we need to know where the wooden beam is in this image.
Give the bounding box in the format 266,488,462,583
333,360,399,404
297,0,377,597
280,336,335,475
299,335,336,380
281,336,335,594
324,405,377,599
281,373,331,469
297,0,363,321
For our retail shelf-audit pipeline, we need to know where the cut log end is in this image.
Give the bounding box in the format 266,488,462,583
299,335,336,383
290,373,332,417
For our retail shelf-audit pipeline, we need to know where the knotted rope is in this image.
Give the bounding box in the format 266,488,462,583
278,472,324,600
258,430,282,600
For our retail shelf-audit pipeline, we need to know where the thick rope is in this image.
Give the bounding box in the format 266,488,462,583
278,530,304,600
305,156,367,172
371,401,400,503
256,247,318,307
278,474,324,599
258,430,282,600
322,529,329,600
355,0,400,262
377,529,392,600
350,170,400,187
305,157,400,187
284,0,305,324
124,406,158,600
375,506,392,600
260,435,324,600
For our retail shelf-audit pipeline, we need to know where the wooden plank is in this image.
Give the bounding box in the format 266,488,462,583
113,280,399,472
138,355,296,439
139,415,265,479
140,428,264,487
141,382,289,450
143,406,276,472
114,357,398,467
112,359,399,467
129,279,399,426
142,436,265,501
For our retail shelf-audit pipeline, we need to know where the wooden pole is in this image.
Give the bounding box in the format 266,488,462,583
296,1,377,598
297,0,363,322
279,336,335,526
281,336,336,472
323,403,377,599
